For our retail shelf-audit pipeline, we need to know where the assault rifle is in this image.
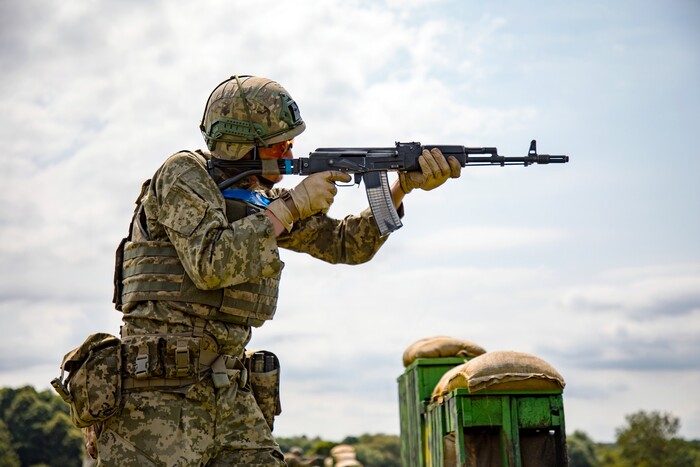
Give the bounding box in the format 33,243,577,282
216,140,569,236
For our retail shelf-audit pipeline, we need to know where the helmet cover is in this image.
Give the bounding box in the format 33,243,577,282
200,75,306,160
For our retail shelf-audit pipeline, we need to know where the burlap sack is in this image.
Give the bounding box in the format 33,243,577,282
330,445,355,457
402,336,487,367
466,351,565,392
431,350,565,402
430,362,470,402
331,444,361,467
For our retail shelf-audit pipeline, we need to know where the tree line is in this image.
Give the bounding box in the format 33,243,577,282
1,385,699,466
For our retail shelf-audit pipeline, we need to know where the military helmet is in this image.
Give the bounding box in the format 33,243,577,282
200,75,306,160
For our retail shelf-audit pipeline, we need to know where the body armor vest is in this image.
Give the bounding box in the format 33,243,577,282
113,155,280,328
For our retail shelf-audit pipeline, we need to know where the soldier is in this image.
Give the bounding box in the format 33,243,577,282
97,75,461,465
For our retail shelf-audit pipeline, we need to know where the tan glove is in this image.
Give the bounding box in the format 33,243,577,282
266,171,352,231
399,148,461,194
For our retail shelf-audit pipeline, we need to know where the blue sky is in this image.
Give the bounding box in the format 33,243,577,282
1,0,698,443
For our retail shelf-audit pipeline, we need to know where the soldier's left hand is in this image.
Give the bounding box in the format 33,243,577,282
399,148,461,193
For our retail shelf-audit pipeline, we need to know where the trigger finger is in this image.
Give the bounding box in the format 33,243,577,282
329,170,352,183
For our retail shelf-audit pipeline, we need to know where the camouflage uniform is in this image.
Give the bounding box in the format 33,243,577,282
99,149,390,466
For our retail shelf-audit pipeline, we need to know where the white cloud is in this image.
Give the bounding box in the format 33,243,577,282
404,225,566,254
0,297,121,375
560,264,700,318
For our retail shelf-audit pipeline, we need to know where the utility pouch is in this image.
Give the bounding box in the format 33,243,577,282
122,335,164,380
246,350,282,431
162,337,202,379
51,333,122,428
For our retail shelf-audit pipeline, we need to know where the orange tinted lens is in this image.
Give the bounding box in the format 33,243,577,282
263,139,294,159
278,139,294,157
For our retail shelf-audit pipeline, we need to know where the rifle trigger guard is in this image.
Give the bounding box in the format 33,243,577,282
333,175,359,188
331,173,362,187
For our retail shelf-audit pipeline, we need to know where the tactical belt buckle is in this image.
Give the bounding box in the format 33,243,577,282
135,355,149,379
211,355,230,389
211,372,230,389
210,355,248,389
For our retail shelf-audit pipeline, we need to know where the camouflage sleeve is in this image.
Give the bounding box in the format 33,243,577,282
275,195,391,265
153,152,283,290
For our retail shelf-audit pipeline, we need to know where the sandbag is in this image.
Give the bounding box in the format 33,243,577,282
331,444,362,467
466,351,565,392
431,362,469,402
431,350,565,402
402,336,486,367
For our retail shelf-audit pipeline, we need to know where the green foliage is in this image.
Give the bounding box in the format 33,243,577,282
596,443,623,467
276,434,335,457
0,386,83,467
308,440,336,458
568,430,600,467
277,434,314,453
341,435,359,445
353,433,401,467
277,433,401,467
615,410,696,467
0,419,21,467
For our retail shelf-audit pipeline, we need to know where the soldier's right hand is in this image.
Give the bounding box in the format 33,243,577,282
266,171,351,233
290,171,351,218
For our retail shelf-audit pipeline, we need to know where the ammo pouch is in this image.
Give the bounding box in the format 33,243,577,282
121,334,245,390
51,333,122,428
246,350,282,431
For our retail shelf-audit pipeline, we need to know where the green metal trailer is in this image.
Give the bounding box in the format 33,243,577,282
398,356,567,466
398,357,469,466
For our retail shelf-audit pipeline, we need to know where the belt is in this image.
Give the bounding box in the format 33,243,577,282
121,334,248,390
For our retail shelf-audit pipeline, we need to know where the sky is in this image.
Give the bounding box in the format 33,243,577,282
1,0,699,444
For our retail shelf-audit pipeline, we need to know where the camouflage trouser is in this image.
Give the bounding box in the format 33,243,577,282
95,375,285,466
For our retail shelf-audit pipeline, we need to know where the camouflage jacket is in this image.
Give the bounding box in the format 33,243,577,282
120,150,391,344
